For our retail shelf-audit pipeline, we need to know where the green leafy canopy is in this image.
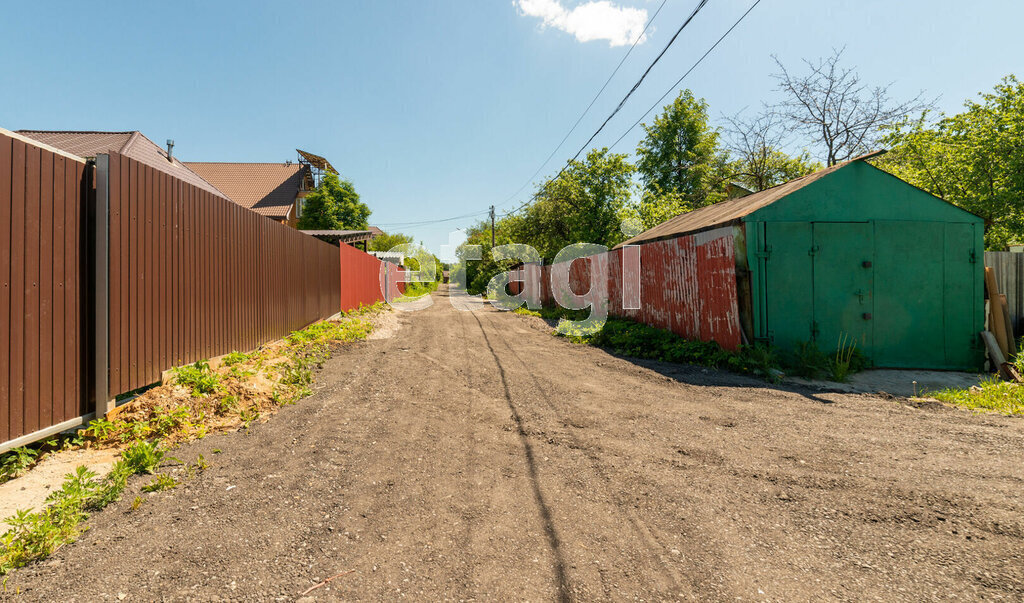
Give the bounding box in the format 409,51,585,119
297,173,371,230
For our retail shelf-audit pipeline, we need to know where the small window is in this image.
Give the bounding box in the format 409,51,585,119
296,197,304,218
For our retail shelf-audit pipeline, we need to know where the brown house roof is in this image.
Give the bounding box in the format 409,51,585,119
615,154,883,248
185,162,307,219
16,130,227,198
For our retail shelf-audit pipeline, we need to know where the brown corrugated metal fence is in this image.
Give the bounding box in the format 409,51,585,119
104,150,341,396
0,131,88,447
0,129,344,451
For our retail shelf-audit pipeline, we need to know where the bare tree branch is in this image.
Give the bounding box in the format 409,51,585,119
772,48,934,165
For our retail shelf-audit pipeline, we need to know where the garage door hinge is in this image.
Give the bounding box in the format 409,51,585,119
756,245,772,259
969,249,977,263
811,321,820,338
808,244,820,256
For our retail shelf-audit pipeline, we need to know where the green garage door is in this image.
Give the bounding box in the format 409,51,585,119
764,222,813,350
812,223,874,358
873,222,946,368
943,223,981,368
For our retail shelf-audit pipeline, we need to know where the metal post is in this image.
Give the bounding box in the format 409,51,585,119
94,155,111,417
490,205,495,248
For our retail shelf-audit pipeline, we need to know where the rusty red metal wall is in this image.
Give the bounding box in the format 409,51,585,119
533,230,742,350
0,131,87,444
106,151,341,397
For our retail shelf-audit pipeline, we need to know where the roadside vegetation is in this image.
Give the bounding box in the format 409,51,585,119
513,305,875,385
513,306,778,379
0,303,384,575
928,350,1024,416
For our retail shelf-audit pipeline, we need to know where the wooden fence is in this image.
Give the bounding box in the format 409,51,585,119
985,251,1024,333
0,129,345,451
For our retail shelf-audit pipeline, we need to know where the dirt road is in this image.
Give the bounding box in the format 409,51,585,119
9,286,1024,601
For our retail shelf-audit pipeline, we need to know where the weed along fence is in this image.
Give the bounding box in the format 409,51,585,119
0,128,344,452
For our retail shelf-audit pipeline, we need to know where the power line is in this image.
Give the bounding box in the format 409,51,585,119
503,0,714,218
384,0,761,232
565,0,711,164
609,0,763,151
375,209,491,228
495,0,670,210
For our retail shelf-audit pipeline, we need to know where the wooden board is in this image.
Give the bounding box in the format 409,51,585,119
985,267,1009,356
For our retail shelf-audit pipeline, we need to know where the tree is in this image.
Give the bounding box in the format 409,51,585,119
297,173,371,230
877,75,1024,249
509,148,636,261
369,231,413,252
723,110,822,191
772,48,932,166
635,90,728,207
621,188,692,231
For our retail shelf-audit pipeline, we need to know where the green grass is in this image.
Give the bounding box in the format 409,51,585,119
0,440,167,574
286,318,373,346
932,376,1024,415
394,280,439,302
221,350,255,367
141,473,177,493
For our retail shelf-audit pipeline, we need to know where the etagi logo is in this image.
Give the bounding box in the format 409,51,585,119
384,221,642,337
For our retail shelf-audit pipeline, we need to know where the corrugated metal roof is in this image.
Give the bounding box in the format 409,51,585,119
185,162,306,218
16,130,228,198
616,157,865,248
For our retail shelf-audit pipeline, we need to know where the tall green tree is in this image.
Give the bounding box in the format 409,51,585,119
297,173,371,230
510,148,635,260
635,90,727,208
369,231,413,252
877,75,1024,249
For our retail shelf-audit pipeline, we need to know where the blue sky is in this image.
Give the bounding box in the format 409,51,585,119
2,1,1021,260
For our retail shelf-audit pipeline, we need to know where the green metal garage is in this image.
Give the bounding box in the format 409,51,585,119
627,153,985,370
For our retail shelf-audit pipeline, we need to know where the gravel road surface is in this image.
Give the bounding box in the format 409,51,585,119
8,285,1024,601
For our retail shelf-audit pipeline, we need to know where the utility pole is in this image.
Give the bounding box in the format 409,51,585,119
489,205,495,248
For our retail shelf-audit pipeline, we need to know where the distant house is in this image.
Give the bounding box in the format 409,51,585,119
17,130,226,198
186,161,311,227
187,150,337,228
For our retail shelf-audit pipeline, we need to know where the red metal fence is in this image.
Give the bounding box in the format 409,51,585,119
0,132,88,446
338,243,405,312
0,130,345,450
511,229,742,350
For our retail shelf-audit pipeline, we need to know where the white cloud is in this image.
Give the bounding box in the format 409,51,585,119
517,0,649,47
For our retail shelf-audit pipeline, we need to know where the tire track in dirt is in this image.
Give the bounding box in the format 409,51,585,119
470,310,574,602
475,309,724,599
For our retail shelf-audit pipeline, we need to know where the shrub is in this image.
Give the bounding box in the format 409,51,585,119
0,447,41,483
173,361,220,397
